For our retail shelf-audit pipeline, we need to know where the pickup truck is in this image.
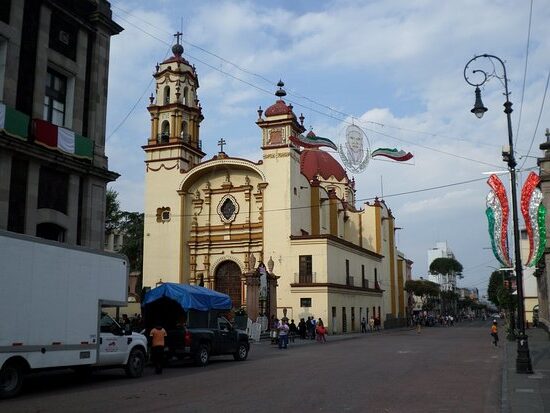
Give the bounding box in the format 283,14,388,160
142,283,250,366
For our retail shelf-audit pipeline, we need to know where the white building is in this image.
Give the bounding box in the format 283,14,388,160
427,241,458,291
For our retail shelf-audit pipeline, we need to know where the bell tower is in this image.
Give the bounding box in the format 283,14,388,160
142,34,205,289
144,32,205,171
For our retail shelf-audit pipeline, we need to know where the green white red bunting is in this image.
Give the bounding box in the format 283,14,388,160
32,119,93,159
0,102,29,140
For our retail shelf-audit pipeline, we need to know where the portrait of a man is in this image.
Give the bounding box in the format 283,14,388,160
339,124,369,173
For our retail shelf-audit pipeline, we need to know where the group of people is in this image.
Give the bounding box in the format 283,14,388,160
270,315,328,348
360,316,381,333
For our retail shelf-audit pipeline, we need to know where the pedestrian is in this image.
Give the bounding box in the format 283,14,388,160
289,319,298,343
374,316,381,332
316,318,327,343
369,316,375,332
270,317,279,345
149,323,167,374
490,320,499,347
415,316,421,334
298,318,307,339
361,317,367,333
278,318,289,349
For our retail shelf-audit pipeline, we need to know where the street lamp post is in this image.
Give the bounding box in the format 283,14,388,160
464,54,533,374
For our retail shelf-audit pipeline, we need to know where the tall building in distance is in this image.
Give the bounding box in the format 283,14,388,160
427,241,458,291
0,1,122,249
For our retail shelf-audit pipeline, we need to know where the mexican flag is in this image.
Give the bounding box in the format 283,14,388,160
0,103,30,140
33,119,93,159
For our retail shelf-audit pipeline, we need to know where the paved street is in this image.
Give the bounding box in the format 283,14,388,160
3,321,502,413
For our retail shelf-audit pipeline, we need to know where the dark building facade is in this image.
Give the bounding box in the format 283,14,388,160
0,0,122,248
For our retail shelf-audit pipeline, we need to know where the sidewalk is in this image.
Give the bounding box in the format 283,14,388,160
252,327,411,347
504,327,550,412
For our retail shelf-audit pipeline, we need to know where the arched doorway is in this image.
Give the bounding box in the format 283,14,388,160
215,261,242,309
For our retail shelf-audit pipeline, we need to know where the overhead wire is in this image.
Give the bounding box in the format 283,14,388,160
514,0,534,148
109,7,506,167
519,70,550,170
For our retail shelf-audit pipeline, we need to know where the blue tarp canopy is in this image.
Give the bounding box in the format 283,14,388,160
142,283,232,311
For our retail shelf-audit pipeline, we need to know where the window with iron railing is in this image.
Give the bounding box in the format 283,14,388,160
346,276,354,286
299,255,312,283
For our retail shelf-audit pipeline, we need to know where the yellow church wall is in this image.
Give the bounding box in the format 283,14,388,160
142,166,186,288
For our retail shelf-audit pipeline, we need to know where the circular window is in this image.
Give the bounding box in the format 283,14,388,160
217,194,239,223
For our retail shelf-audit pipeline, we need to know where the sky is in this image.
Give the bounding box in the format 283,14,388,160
105,0,550,299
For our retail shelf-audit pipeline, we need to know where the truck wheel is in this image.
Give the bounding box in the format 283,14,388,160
125,348,145,378
194,344,210,366
0,361,25,399
233,342,249,361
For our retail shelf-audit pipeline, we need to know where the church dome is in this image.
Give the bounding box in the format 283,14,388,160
264,99,293,117
300,149,347,181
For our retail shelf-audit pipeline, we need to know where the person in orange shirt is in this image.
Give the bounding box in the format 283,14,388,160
150,324,167,374
490,320,499,347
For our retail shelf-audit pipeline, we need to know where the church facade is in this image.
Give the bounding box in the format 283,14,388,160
142,39,413,332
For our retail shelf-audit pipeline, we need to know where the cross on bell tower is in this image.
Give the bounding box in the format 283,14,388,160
218,138,226,153
174,31,182,45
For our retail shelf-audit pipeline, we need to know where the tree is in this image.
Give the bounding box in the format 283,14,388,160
487,271,506,307
429,257,463,276
118,212,144,274
104,189,144,293
405,279,441,311
105,188,123,233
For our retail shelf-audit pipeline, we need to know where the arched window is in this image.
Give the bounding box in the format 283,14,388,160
161,120,170,143
181,120,188,141
183,87,188,105
164,86,170,105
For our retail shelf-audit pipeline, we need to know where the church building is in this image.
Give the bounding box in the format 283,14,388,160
142,38,413,332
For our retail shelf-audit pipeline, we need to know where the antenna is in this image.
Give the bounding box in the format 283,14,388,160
380,175,384,198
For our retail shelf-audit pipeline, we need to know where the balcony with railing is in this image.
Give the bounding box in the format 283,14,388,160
294,272,316,284
346,276,354,287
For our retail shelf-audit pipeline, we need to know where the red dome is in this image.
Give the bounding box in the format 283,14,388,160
300,149,347,181
162,55,191,65
265,99,292,117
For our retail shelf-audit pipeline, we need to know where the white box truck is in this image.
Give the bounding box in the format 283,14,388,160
0,231,148,398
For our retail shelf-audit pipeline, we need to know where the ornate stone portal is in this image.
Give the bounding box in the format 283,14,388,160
244,262,278,321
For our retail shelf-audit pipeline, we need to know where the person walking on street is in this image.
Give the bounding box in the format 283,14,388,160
415,316,421,334
150,324,167,374
369,316,375,332
361,317,367,333
490,320,499,347
278,318,289,349
316,318,327,343
298,318,307,339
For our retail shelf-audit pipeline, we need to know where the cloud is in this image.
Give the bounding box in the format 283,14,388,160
104,0,550,297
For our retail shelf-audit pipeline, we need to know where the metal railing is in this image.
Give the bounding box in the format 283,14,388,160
294,272,316,284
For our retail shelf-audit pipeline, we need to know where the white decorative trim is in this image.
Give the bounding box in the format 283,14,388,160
179,158,266,191
211,256,245,278
217,194,239,223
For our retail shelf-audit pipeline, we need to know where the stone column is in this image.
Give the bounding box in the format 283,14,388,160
244,271,260,321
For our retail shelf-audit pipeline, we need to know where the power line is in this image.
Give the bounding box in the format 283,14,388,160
110,4,508,168
514,0,534,148
519,69,550,170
